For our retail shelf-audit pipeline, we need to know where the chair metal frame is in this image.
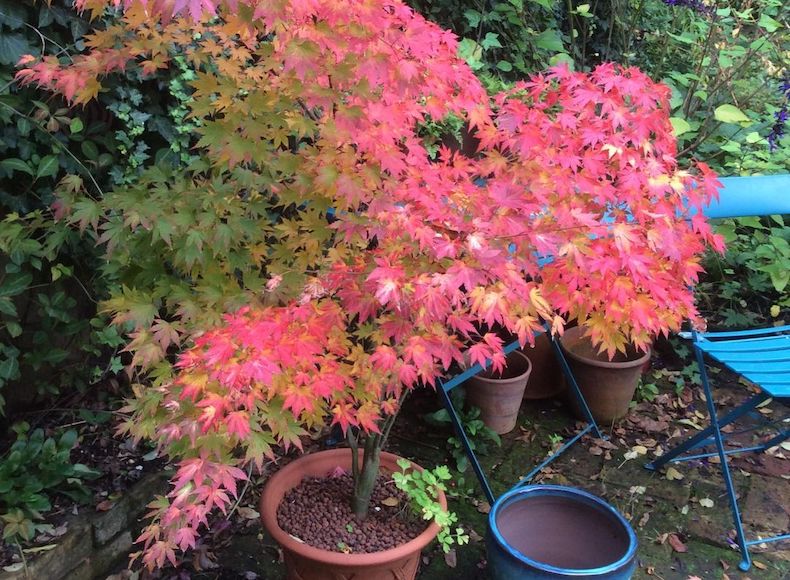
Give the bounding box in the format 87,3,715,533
437,327,604,506
645,174,790,571
645,326,790,571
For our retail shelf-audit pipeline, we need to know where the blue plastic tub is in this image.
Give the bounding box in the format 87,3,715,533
487,485,637,579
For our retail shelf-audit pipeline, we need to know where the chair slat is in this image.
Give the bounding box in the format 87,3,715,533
706,350,790,363
699,335,790,354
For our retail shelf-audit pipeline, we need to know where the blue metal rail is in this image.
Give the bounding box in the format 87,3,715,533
438,328,603,505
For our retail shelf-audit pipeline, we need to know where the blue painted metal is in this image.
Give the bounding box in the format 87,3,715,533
486,486,638,579
439,327,603,500
547,331,604,440
437,382,495,505
702,175,790,219
745,534,790,547
645,392,770,470
441,338,525,393
646,326,790,571
519,424,595,484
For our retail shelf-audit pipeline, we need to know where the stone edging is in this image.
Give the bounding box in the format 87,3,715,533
0,471,170,580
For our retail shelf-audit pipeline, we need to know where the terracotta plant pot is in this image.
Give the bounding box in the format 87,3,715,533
466,350,532,434
260,448,445,580
520,333,565,400
559,326,650,423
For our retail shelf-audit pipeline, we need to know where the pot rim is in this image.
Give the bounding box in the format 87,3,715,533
488,484,638,576
474,349,532,382
260,448,443,567
559,326,651,370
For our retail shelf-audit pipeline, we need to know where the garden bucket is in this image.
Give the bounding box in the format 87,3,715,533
486,485,637,579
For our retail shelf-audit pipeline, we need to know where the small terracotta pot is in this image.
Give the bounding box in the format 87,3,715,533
559,327,650,423
260,448,445,580
466,350,532,434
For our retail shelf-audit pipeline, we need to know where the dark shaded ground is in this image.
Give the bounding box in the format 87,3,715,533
183,366,788,580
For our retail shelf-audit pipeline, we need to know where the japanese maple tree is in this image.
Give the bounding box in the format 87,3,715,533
17,0,723,570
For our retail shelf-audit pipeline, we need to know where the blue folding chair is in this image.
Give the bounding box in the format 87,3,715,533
646,174,790,571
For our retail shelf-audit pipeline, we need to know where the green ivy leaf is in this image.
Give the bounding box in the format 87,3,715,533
69,118,84,134
669,117,691,137
0,273,33,298
714,104,750,124
0,33,32,66
0,158,34,176
5,322,22,338
0,0,26,30
0,298,17,318
757,14,780,32
36,155,59,179
480,32,502,50
496,60,513,72
535,29,564,52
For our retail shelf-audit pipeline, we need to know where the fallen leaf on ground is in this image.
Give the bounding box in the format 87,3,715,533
638,512,650,527
668,533,687,553
677,419,703,430
636,418,670,433
381,497,399,507
468,528,482,542
96,500,114,511
753,561,767,570
591,438,618,450
665,467,684,481
699,498,714,508
444,549,457,568
192,547,219,571
476,501,491,514
589,445,603,456
237,507,260,519
22,544,57,554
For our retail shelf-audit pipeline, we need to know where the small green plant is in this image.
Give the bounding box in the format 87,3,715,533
392,459,469,554
547,433,563,447
636,378,660,402
0,423,100,541
422,394,501,473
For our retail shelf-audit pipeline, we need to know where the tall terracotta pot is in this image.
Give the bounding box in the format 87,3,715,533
260,448,445,580
466,350,532,434
559,326,650,422
520,333,565,399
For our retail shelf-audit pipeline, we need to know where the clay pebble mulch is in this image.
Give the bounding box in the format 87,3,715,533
276,472,427,554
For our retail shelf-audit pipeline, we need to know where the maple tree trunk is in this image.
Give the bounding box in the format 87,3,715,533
351,435,381,519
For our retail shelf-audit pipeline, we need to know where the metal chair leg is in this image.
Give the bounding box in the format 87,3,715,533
645,391,770,471
438,381,495,505
695,346,752,571
547,331,604,440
